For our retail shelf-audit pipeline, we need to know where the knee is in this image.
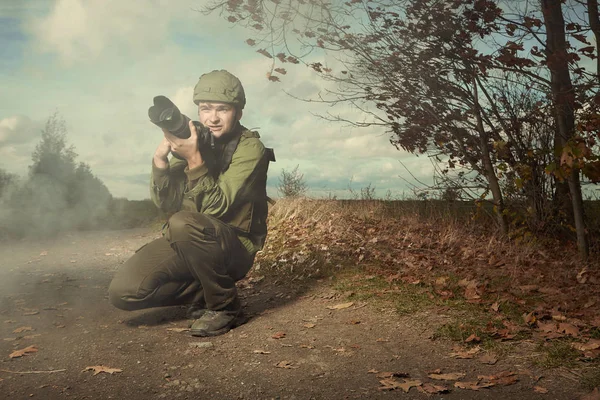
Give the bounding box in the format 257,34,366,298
108,278,133,311
167,211,214,243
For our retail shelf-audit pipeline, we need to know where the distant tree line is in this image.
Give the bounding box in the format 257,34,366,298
0,113,160,239
205,0,600,258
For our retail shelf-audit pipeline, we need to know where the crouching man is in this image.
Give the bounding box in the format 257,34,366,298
109,70,273,336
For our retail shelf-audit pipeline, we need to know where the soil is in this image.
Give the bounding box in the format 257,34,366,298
0,228,590,399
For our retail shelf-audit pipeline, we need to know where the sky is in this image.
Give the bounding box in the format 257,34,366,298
0,0,434,200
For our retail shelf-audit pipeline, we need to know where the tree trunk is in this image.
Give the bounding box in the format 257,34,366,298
472,78,509,235
541,0,589,259
588,0,600,84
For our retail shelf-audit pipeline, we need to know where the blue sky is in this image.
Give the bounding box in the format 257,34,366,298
0,0,432,200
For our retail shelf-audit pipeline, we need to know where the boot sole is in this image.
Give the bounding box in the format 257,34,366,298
190,314,249,337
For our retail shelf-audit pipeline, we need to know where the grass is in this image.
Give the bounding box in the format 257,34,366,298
535,340,581,369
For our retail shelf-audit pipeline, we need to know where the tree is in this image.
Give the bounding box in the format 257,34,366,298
205,0,599,257
0,169,18,198
278,165,308,198
2,113,113,237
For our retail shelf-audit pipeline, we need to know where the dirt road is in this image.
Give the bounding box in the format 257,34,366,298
0,228,587,399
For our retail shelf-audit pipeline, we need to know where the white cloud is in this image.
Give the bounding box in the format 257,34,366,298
0,115,40,145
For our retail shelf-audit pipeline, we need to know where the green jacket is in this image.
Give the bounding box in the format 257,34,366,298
150,127,270,254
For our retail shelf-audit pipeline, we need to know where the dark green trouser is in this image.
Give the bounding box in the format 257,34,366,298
108,211,254,312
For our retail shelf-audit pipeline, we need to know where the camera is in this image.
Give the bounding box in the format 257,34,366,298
148,95,215,156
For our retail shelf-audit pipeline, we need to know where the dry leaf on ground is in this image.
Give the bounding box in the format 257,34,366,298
479,354,498,365
450,346,481,359
428,372,466,381
419,383,450,394
12,326,33,334
478,371,519,386
326,302,354,310
9,345,38,358
465,334,480,343
303,323,316,328
275,360,298,369
166,328,189,333
82,366,123,375
271,331,286,339
253,350,271,354
379,378,422,392
454,380,495,390
572,339,600,352
534,386,549,394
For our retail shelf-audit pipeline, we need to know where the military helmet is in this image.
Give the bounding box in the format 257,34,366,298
193,70,246,109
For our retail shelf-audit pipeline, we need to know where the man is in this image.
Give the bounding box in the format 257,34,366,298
109,70,273,337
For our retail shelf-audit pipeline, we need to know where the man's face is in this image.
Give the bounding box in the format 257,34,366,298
198,102,241,138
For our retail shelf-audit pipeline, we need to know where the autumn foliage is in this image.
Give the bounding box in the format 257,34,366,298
206,0,600,258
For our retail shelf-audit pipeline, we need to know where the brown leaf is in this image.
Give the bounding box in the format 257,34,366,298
12,326,33,334
465,334,480,343
428,372,466,381
22,310,39,316
478,354,498,365
450,346,481,359
454,380,495,390
274,67,287,75
491,302,500,312
9,345,38,358
379,378,422,392
257,49,272,58
523,311,537,326
166,328,189,333
303,323,316,329
538,321,557,333
271,331,286,339
253,350,271,354
572,339,600,352
367,369,378,374
327,302,354,310
275,360,298,369
82,366,123,375
558,322,579,337
534,386,549,394
419,383,450,394
478,371,519,386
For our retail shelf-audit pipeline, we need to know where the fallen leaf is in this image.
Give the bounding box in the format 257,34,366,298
534,386,549,394
82,366,123,375
572,339,600,352
275,360,298,369
428,372,466,381
379,378,422,392
166,328,189,333
4,320,15,324
454,380,495,390
577,267,588,284
491,302,500,312
253,350,271,354
538,321,557,333
12,326,33,334
9,345,38,358
326,302,354,310
271,331,286,339
376,338,389,342
348,319,361,325
303,323,316,329
479,354,498,365
418,383,450,394
478,371,519,386
22,310,39,316
368,369,378,374
450,346,481,359
558,322,579,336
523,311,537,326
465,334,480,343
22,334,41,340
40,251,48,256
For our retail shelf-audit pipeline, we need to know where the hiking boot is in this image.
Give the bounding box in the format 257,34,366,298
186,302,207,320
190,298,244,337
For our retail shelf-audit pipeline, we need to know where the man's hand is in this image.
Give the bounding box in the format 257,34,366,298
155,121,204,169
153,137,172,169
166,121,203,169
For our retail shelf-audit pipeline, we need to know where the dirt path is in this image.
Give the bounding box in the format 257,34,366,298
0,228,588,399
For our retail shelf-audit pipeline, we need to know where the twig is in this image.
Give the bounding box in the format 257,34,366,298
0,369,66,374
